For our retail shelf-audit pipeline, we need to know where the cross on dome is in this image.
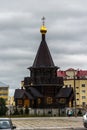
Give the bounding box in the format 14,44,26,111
42,16,45,26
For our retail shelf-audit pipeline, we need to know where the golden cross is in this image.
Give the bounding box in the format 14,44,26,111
42,16,45,26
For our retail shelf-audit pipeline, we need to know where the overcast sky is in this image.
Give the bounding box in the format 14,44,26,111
0,0,87,96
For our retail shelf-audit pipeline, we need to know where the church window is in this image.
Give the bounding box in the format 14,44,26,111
24,99,30,107
38,98,41,104
17,100,22,105
59,98,66,104
47,97,53,104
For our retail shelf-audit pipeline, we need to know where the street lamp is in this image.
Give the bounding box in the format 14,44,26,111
73,70,77,117
66,68,77,117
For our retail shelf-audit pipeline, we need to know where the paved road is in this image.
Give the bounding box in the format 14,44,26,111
10,117,85,130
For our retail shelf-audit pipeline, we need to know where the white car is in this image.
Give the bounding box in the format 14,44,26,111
0,118,16,130
83,112,87,128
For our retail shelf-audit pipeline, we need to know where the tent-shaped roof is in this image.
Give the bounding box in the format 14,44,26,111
14,89,33,99
14,87,43,100
32,32,55,68
29,87,43,97
56,87,73,98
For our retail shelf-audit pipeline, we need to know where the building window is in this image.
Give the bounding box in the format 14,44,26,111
17,100,22,105
59,98,66,104
47,97,53,104
82,84,85,87
82,102,86,106
69,84,71,87
82,90,85,93
0,88,8,90
76,87,79,89
38,98,41,104
82,96,86,99
0,94,8,96
65,85,68,87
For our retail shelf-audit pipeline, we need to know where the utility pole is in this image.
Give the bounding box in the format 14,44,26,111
73,70,77,117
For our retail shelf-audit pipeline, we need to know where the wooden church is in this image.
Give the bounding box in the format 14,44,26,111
14,18,74,108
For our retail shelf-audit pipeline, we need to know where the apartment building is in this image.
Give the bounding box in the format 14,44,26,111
58,68,87,109
8,96,15,106
0,82,9,104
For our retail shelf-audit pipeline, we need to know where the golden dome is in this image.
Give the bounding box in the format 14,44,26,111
40,25,47,34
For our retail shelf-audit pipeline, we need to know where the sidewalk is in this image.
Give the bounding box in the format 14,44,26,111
11,117,84,129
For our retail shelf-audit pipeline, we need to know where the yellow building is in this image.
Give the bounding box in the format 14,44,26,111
8,96,15,106
58,68,87,109
0,82,9,104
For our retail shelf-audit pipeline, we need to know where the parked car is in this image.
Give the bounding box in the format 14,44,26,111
83,112,87,128
0,118,16,130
